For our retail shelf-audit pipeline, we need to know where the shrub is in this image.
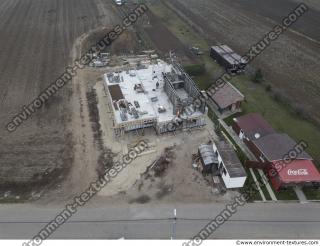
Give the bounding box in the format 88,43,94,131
272,91,288,104
253,69,263,83
265,84,272,92
293,104,309,120
130,195,151,204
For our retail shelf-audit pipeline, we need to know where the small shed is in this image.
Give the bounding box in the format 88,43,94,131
207,82,244,115
198,144,218,173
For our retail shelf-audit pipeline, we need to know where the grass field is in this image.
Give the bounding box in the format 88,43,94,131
149,1,320,167
230,76,320,166
149,1,320,200
303,188,320,200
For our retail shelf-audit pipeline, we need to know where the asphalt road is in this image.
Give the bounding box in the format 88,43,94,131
0,202,319,239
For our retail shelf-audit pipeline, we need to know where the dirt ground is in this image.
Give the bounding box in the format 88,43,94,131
124,128,240,204
163,0,320,125
37,25,158,204
143,10,199,65
97,110,237,204
92,124,240,205
1,0,279,204
0,0,200,203
94,79,238,203
0,0,119,199
37,21,225,205
0,0,153,202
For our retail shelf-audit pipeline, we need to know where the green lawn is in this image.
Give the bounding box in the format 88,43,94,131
230,75,320,166
149,1,320,166
149,1,320,200
275,189,299,201
303,188,320,200
150,2,209,51
241,169,264,202
252,168,272,201
0,198,28,203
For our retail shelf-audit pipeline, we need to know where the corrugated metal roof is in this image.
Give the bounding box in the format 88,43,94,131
211,45,247,65
215,141,247,178
198,144,218,166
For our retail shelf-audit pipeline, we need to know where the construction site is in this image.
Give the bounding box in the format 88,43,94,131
103,56,207,136
1,0,319,205
1,0,320,241
92,53,240,203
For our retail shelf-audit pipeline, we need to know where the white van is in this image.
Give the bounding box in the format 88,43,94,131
115,0,124,6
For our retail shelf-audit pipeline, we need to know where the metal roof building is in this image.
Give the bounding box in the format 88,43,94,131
210,45,247,74
213,140,247,189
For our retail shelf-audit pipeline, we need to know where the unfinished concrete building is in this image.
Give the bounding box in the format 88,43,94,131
103,58,207,136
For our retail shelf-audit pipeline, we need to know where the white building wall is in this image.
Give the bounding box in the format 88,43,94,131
221,174,246,189
213,143,246,189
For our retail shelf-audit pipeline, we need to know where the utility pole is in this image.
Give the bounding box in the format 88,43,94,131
170,208,177,240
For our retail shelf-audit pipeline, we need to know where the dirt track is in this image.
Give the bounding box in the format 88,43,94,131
144,10,197,64
0,0,120,196
1,0,318,202
0,0,191,200
168,0,320,124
